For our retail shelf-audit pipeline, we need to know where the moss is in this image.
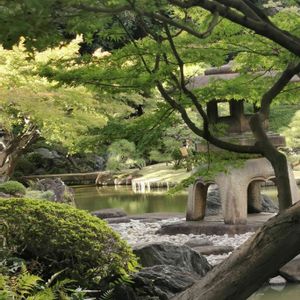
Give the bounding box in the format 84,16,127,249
0,198,137,287
0,181,26,196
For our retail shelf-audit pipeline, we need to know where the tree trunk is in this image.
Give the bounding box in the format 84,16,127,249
172,201,300,300
0,126,39,182
250,113,293,210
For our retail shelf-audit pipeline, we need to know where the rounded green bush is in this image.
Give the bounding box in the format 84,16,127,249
0,198,137,287
0,181,26,196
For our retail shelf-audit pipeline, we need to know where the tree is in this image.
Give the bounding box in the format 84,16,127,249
0,1,300,299
0,39,109,181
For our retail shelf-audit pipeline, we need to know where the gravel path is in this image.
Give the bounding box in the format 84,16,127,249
110,218,254,265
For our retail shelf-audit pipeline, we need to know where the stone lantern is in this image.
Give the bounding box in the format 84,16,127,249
186,64,300,225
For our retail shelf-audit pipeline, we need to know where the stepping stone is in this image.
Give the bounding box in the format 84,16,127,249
91,208,127,219
269,275,286,286
193,245,234,255
184,238,213,248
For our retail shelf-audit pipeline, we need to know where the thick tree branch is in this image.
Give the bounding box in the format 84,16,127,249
157,82,260,154
260,62,300,118
169,0,300,56
173,201,300,300
147,10,219,40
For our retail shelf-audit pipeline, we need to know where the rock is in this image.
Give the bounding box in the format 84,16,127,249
279,255,300,282
206,186,222,216
0,192,11,198
34,148,60,160
112,242,212,299
121,265,201,300
133,242,212,276
193,245,234,255
105,216,131,223
157,221,260,236
206,186,278,215
91,208,127,219
184,238,213,248
261,194,278,213
35,178,75,205
268,275,286,286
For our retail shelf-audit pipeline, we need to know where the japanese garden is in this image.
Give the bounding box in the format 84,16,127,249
0,1,300,299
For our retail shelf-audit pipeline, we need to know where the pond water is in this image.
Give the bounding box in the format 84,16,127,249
248,285,300,299
74,185,279,214
74,185,187,214
73,185,300,299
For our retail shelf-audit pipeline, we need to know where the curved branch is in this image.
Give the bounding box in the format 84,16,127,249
157,82,260,154
260,62,300,119
169,0,300,56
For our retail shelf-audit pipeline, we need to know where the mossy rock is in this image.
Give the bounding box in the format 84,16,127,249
0,181,26,196
0,198,137,287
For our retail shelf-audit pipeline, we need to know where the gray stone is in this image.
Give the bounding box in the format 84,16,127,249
130,265,201,300
279,255,300,283
206,187,222,216
157,221,260,236
105,216,131,223
206,187,278,216
0,192,11,198
35,178,74,204
112,242,212,300
34,148,60,160
184,238,213,248
268,275,286,286
91,208,127,219
133,242,212,276
193,245,234,255
261,194,278,213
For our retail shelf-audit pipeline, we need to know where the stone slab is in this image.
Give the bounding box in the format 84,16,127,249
91,208,127,219
184,238,213,248
193,245,234,255
157,221,262,236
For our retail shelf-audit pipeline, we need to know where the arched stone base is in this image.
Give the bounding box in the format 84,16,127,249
187,158,300,225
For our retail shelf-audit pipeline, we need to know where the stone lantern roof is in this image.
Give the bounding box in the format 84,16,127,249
190,63,300,150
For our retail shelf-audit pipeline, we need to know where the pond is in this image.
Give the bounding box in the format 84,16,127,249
74,185,187,214
248,284,300,299
74,185,279,214
73,185,300,299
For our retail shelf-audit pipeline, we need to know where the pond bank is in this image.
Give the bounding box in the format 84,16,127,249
23,163,300,188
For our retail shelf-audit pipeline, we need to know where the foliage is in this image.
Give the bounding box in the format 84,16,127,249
106,139,144,171
0,198,138,287
0,262,89,300
0,181,26,196
0,40,108,155
170,151,260,194
25,190,55,201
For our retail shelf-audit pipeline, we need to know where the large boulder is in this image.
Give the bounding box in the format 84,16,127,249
35,178,74,205
115,265,201,300
133,242,212,276
117,242,212,300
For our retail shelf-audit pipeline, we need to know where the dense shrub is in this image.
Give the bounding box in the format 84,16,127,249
0,181,26,196
0,198,137,287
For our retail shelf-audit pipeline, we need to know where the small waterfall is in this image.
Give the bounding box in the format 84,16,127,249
132,179,173,193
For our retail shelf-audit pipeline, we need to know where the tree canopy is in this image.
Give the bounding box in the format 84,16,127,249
1,1,299,207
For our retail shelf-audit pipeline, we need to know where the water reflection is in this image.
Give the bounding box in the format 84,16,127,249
74,185,187,214
249,284,300,300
